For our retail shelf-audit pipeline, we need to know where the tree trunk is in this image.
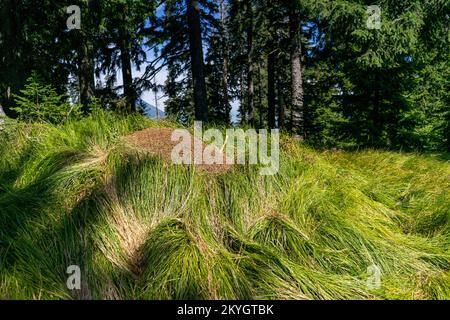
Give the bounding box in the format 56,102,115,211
240,72,246,122
154,79,160,119
290,5,304,138
186,0,208,122
257,65,264,128
371,72,382,145
163,3,178,116
277,72,285,129
0,104,5,130
119,5,135,113
79,40,95,111
1,0,24,117
446,111,450,152
220,0,230,123
120,38,134,112
267,50,276,129
246,0,254,125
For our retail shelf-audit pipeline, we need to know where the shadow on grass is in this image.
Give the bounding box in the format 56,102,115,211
0,148,111,299
436,153,450,162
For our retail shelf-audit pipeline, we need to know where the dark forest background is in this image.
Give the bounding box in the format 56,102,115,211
0,0,448,150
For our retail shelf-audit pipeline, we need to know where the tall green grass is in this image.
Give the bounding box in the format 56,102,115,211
0,111,449,300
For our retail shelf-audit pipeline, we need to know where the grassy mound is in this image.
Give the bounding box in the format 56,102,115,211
1,111,449,300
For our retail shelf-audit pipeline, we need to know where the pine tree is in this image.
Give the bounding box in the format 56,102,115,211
186,0,209,122
12,72,80,123
205,0,230,124
289,0,305,138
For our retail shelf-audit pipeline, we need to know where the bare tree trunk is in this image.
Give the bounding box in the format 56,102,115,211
119,6,135,113
446,109,450,152
154,79,160,120
79,40,95,111
371,72,382,145
0,104,5,129
186,0,209,122
246,0,254,125
76,1,98,112
267,50,276,129
277,72,285,129
1,0,23,117
240,72,246,122
257,65,264,128
0,103,5,118
120,38,134,112
290,5,304,139
220,0,230,123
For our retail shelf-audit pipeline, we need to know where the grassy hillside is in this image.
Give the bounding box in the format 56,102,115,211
1,111,449,300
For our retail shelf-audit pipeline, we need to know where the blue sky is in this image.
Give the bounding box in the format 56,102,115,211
112,56,239,122
108,2,240,122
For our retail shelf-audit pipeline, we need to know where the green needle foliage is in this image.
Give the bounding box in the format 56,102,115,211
0,112,449,300
12,72,81,124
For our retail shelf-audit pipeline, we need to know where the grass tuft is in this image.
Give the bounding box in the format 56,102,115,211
1,111,449,299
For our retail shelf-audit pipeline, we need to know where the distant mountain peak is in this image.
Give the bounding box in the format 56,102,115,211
136,98,166,119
